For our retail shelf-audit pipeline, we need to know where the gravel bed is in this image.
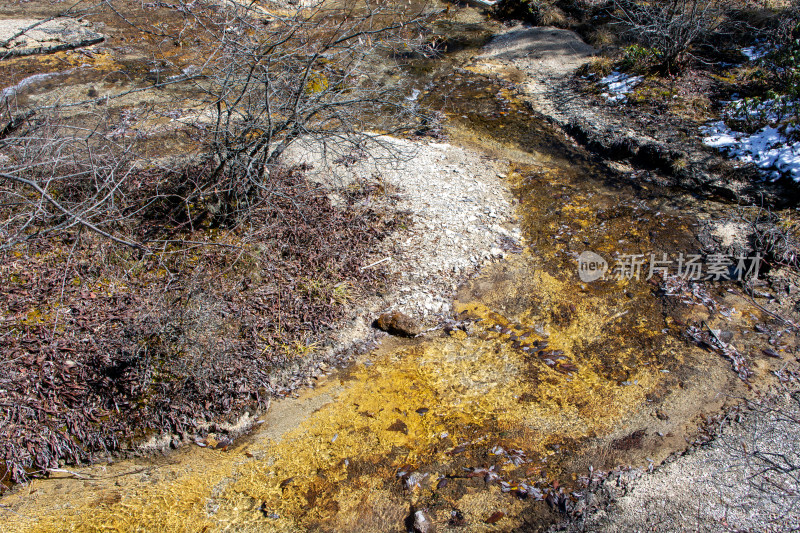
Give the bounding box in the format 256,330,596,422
288,135,523,330
565,390,800,532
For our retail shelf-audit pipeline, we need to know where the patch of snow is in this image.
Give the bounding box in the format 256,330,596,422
598,71,643,103
741,45,769,61
1,70,75,99
726,96,792,123
464,0,500,7
703,121,800,182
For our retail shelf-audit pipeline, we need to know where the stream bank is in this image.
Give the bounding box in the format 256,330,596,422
2,126,795,530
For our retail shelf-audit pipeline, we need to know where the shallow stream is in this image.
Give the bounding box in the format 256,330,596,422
0,3,788,531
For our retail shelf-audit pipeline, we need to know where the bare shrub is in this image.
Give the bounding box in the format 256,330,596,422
0,0,436,484
165,0,434,225
612,0,732,73
1,0,437,245
0,109,144,250
732,203,800,269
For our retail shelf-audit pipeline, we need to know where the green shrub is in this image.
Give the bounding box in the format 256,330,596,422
620,44,661,72
735,20,800,139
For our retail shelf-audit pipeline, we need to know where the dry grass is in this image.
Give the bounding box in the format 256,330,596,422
584,26,618,48
578,56,615,78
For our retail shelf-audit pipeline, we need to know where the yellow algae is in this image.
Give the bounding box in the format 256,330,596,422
453,265,661,433
9,251,668,532
0,8,783,532
2,146,749,532
228,341,532,528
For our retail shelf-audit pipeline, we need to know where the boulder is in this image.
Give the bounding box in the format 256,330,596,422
374,311,421,337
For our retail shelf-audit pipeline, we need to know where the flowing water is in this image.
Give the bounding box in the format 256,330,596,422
0,3,785,532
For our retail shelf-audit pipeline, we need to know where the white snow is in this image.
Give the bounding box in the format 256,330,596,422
726,96,791,123
598,71,643,103
703,95,800,181
0,70,75,99
703,120,800,182
741,45,769,61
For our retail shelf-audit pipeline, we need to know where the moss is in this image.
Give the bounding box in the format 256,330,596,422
22,308,49,326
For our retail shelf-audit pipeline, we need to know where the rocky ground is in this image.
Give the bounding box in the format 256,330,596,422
0,17,104,58
287,136,523,330
561,389,800,532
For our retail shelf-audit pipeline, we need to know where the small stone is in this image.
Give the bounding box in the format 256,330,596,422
388,419,408,434
412,509,434,533
485,511,505,524
374,311,421,337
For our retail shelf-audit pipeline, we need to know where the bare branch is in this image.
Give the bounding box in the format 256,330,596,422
0,172,148,251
